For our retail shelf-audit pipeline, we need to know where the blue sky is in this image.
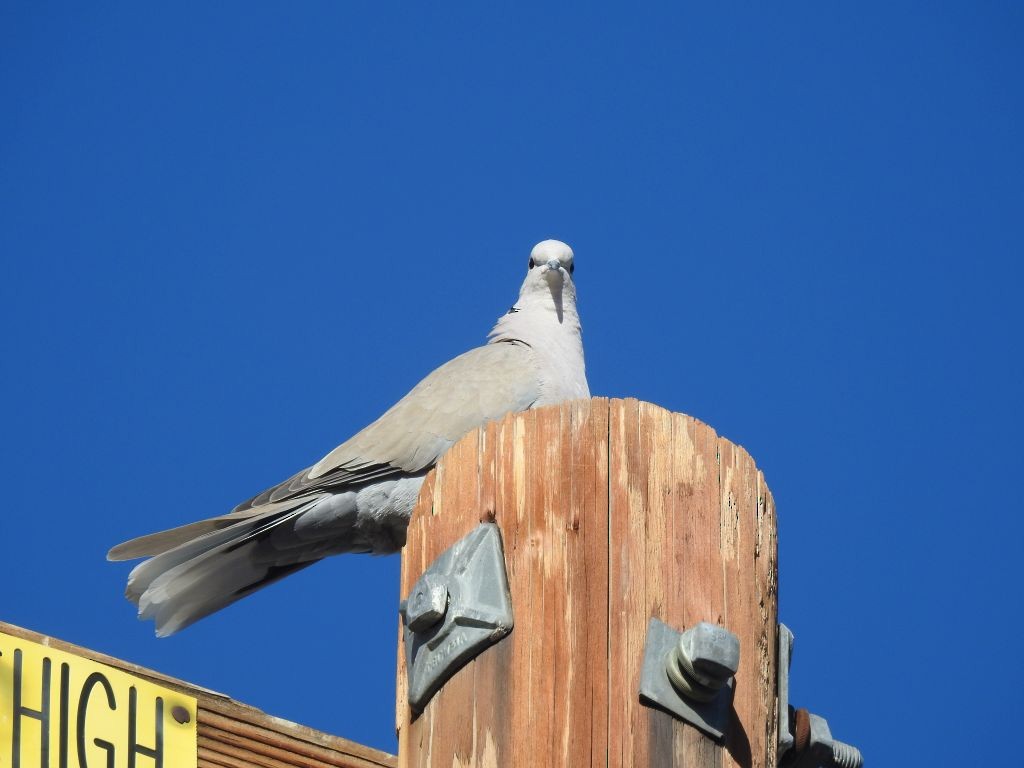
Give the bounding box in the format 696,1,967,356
2,3,1021,763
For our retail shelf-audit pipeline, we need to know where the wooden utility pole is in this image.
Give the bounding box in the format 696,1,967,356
396,398,779,767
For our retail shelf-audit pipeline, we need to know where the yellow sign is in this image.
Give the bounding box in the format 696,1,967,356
0,630,197,768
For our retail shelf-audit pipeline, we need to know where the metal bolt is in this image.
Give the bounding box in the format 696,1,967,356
404,573,449,633
665,621,739,702
789,709,863,768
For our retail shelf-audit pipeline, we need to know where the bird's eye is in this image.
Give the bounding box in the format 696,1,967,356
528,259,536,270
568,263,575,275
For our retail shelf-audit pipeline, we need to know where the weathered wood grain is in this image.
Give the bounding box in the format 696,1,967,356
396,398,778,767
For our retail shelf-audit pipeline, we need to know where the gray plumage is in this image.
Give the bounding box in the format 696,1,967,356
109,239,589,636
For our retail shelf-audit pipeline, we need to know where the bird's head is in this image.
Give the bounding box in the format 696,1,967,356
527,239,574,284
519,239,575,302
489,238,582,340
507,239,577,323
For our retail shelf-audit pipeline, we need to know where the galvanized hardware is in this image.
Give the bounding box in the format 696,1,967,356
777,623,863,768
777,623,795,759
781,709,863,768
668,621,740,701
400,523,513,714
404,572,449,633
638,617,739,740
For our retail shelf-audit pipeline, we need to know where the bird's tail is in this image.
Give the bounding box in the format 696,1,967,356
124,501,324,637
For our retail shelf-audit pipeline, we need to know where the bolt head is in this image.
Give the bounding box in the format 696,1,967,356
806,712,835,756
405,574,449,633
678,622,740,684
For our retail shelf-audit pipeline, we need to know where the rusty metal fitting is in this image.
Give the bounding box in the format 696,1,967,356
785,708,863,768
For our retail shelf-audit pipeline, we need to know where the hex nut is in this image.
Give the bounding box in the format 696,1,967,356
640,617,736,739
678,621,740,686
405,573,449,632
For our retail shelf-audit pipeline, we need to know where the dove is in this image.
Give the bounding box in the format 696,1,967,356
109,239,589,636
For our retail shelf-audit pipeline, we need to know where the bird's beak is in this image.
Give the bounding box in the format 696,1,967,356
543,259,563,276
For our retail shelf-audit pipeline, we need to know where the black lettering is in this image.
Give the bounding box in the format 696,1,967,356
12,649,51,768
77,672,116,768
128,688,163,768
59,663,70,768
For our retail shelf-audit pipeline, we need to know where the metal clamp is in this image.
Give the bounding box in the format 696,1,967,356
777,623,863,768
400,523,513,714
778,623,795,758
638,617,740,740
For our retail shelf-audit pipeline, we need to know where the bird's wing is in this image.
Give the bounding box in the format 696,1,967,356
231,342,540,512
107,341,540,562
232,340,541,510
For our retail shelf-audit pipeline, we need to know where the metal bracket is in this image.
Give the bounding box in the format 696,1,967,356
778,623,795,760
776,623,863,768
400,522,513,714
638,617,738,741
